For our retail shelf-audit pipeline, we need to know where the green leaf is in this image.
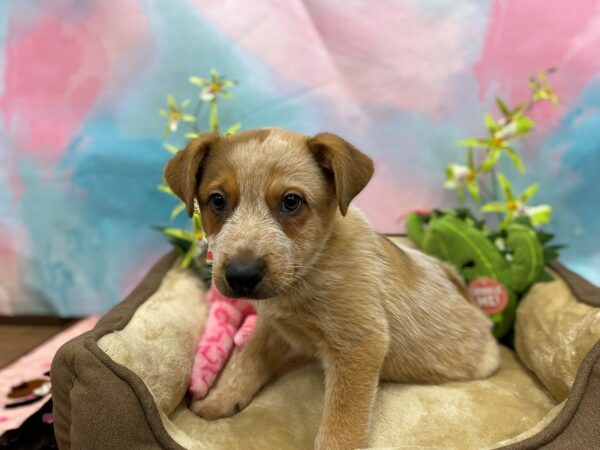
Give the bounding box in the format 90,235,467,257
512,215,534,228
504,148,525,172
157,184,177,197
537,230,555,245
153,226,191,253
527,204,552,226
490,313,503,324
496,98,511,117
163,143,179,154
480,149,501,171
182,114,196,122
445,164,454,178
544,243,564,253
444,166,457,189
161,227,196,241
499,214,513,229
543,244,565,263
189,76,208,87
181,99,191,109
218,91,234,99
404,213,427,247
520,183,539,201
543,250,558,263
514,114,535,136
185,132,200,139
467,180,480,203
484,113,499,132
193,210,202,231
159,109,170,118
167,94,177,109
164,235,192,255
506,223,545,291
170,203,187,220
181,240,198,268
456,137,488,148
503,147,525,172
225,122,242,135
481,202,507,213
220,79,236,88
497,172,514,201
538,270,554,282
510,103,526,117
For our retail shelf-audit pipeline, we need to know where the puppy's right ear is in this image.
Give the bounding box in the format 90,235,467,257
164,134,219,217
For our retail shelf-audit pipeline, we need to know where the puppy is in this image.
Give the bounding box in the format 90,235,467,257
164,128,499,450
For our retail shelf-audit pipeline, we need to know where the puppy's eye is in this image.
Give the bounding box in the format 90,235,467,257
209,193,227,213
281,194,303,214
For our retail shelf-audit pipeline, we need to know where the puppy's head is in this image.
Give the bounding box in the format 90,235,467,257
164,128,373,299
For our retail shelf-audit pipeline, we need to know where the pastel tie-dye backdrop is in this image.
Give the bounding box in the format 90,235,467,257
1,0,599,315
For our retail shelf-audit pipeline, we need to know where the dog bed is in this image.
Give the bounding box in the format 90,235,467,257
50,237,600,449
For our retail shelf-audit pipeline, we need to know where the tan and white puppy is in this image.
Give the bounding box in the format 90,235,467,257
164,128,499,450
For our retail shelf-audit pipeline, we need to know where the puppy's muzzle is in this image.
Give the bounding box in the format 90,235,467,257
224,256,265,295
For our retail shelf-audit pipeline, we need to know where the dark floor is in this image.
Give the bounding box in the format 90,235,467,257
0,318,77,369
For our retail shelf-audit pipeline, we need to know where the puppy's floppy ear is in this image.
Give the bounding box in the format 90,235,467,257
164,133,220,217
307,132,374,215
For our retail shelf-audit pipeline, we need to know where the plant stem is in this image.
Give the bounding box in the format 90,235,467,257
192,100,204,134
490,166,498,202
523,96,535,115
478,184,490,199
209,100,219,134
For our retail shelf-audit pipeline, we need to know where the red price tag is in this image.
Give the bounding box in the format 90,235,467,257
468,277,509,314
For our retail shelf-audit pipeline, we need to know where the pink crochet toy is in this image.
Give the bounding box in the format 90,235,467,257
189,251,257,400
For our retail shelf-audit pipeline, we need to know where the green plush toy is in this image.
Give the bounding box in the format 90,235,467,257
405,211,547,338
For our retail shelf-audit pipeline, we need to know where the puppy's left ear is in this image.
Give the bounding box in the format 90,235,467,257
164,134,220,217
307,133,374,215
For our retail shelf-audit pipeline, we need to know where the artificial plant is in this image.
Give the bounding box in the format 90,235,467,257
156,68,241,269
406,69,564,338
444,69,557,224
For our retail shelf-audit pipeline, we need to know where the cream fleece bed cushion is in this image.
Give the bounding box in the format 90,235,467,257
87,238,600,450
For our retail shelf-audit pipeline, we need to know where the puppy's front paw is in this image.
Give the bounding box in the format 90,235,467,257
190,390,249,420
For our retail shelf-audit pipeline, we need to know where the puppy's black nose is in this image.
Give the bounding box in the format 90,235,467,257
225,257,265,294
